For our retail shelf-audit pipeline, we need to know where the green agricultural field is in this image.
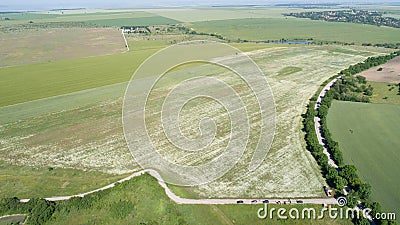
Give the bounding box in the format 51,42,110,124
147,7,291,22
147,7,344,22
0,40,168,107
0,39,279,107
0,28,126,67
191,18,400,44
0,82,127,124
369,81,400,105
0,12,59,21
0,11,155,25
85,16,180,27
327,101,400,221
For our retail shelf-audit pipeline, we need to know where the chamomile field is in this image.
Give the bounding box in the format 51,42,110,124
1,5,399,224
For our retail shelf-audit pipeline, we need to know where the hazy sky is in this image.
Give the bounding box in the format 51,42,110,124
1,0,399,11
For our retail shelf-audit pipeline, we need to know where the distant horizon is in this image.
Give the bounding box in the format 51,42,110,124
1,0,400,12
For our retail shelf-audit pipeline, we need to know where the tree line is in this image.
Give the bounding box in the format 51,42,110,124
398,83,400,95
303,51,399,225
0,182,130,224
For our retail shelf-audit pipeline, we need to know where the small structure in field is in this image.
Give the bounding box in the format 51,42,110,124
324,186,333,196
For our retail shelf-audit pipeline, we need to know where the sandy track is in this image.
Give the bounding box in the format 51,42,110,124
314,77,340,169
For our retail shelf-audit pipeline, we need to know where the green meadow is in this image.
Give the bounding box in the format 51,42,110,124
0,40,280,107
0,11,155,25
327,101,400,220
0,160,127,199
369,81,400,105
39,174,351,225
85,16,180,27
191,18,400,44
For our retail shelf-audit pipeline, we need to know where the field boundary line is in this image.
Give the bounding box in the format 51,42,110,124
121,29,130,52
0,81,128,110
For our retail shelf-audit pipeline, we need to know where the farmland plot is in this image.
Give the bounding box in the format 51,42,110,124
0,28,126,67
0,45,390,198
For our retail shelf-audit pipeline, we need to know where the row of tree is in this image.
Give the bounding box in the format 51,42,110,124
303,51,399,225
0,197,55,225
398,83,400,95
0,181,136,224
362,43,400,49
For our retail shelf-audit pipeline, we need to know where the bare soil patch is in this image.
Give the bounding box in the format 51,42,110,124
359,56,400,83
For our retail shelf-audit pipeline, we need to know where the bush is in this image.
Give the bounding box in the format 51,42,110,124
27,199,56,225
110,200,134,219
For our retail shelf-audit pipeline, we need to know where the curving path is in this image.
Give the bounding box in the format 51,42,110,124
313,77,375,223
314,77,341,169
20,169,337,205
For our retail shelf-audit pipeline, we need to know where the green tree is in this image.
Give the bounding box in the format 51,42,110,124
353,217,370,225
346,190,359,208
325,166,339,187
398,83,400,95
365,201,386,225
0,197,24,215
318,104,329,118
356,183,372,201
333,175,348,190
28,199,55,225
340,165,359,186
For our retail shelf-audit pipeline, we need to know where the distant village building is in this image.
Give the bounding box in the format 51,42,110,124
121,25,171,34
121,26,151,34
